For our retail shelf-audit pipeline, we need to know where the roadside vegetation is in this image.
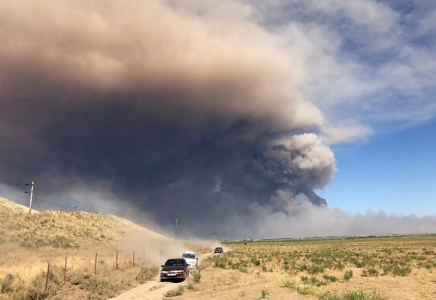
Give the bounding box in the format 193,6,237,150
198,235,436,299
0,198,210,300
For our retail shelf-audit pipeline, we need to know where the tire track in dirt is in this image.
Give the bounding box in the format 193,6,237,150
112,253,213,300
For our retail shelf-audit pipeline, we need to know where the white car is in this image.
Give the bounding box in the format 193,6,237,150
181,251,198,269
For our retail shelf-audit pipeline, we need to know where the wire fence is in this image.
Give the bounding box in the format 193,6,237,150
0,180,218,244
0,180,158,231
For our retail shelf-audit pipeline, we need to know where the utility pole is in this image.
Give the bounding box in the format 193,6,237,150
29,181,34,214
175,218,179,242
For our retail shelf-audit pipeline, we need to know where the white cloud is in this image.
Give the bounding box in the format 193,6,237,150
320,121,373,144
251,0,436,139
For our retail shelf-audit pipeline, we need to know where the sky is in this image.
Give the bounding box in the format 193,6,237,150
0,0,435,239
319,120,436,217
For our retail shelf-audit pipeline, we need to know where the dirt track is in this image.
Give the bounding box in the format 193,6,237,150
112,253,212,300
111,277,183,300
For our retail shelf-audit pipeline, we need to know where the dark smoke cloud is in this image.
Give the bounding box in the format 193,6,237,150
0,0,331,236
3,0,433,239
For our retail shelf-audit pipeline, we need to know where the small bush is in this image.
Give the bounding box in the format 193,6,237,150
164,285,184,297
366,268,379,277
280,280,295,289
381,265,392,275
136,266,159,284
392,266,411,276
1,273,14,293
309,264,325,274
323,275,339,282
261,289,269,298
296,284,313,295
250,257,261,266
192,270,201,283
319,289,388,300
343,270,353,281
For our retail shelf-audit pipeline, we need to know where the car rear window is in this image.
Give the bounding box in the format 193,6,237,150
165,259,185,266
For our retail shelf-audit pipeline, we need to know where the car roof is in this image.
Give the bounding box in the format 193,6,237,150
182,251,196,254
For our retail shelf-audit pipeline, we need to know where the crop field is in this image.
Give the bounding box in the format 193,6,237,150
172,235,436,300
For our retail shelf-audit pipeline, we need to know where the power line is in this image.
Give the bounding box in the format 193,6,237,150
0,180,154,228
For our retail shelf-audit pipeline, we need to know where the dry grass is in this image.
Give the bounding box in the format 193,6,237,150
171,235,436,300
0,197,210,300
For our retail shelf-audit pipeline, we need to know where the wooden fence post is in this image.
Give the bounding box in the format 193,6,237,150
45,263,50,292
95,253,97,275
133,251,135,267
64,256,67,283
116,251,118,270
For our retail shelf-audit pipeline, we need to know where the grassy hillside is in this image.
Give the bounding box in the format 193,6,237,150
0,197,204,300
0,197,167,249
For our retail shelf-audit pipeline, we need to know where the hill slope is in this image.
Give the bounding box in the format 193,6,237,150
0,197,169,249
0,197,195,300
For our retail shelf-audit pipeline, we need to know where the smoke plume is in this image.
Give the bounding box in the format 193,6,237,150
1,0,434,239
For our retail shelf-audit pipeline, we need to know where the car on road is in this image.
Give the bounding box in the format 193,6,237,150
214,247,223,253
181,251,198,268
160,258,190,282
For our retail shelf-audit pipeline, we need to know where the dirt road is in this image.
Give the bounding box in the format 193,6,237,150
111,276,183,300
112,253,212,300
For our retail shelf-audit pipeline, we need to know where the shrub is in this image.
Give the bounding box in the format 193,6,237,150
309,264,325,274
250,257,261,266
319,289,388,300
136,266,159,284
280,280,295,289
299,264,308,272
323,275,339,282
310,276,327,287
381,264,393,275
392,266,411,276
362,268,379,277
261,289,269,298
192,270,201,283
343,270,353,281
296,285,313,295
1,273,14,293
164,286,184,297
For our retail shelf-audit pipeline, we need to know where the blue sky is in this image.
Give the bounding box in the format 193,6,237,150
319,119,436,216
250,0,436,218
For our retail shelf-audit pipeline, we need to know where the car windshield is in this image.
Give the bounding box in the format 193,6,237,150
182,253,195,259
164,259,185,266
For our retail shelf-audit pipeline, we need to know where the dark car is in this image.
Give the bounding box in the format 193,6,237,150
160,258,190,282
214,247,223,253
